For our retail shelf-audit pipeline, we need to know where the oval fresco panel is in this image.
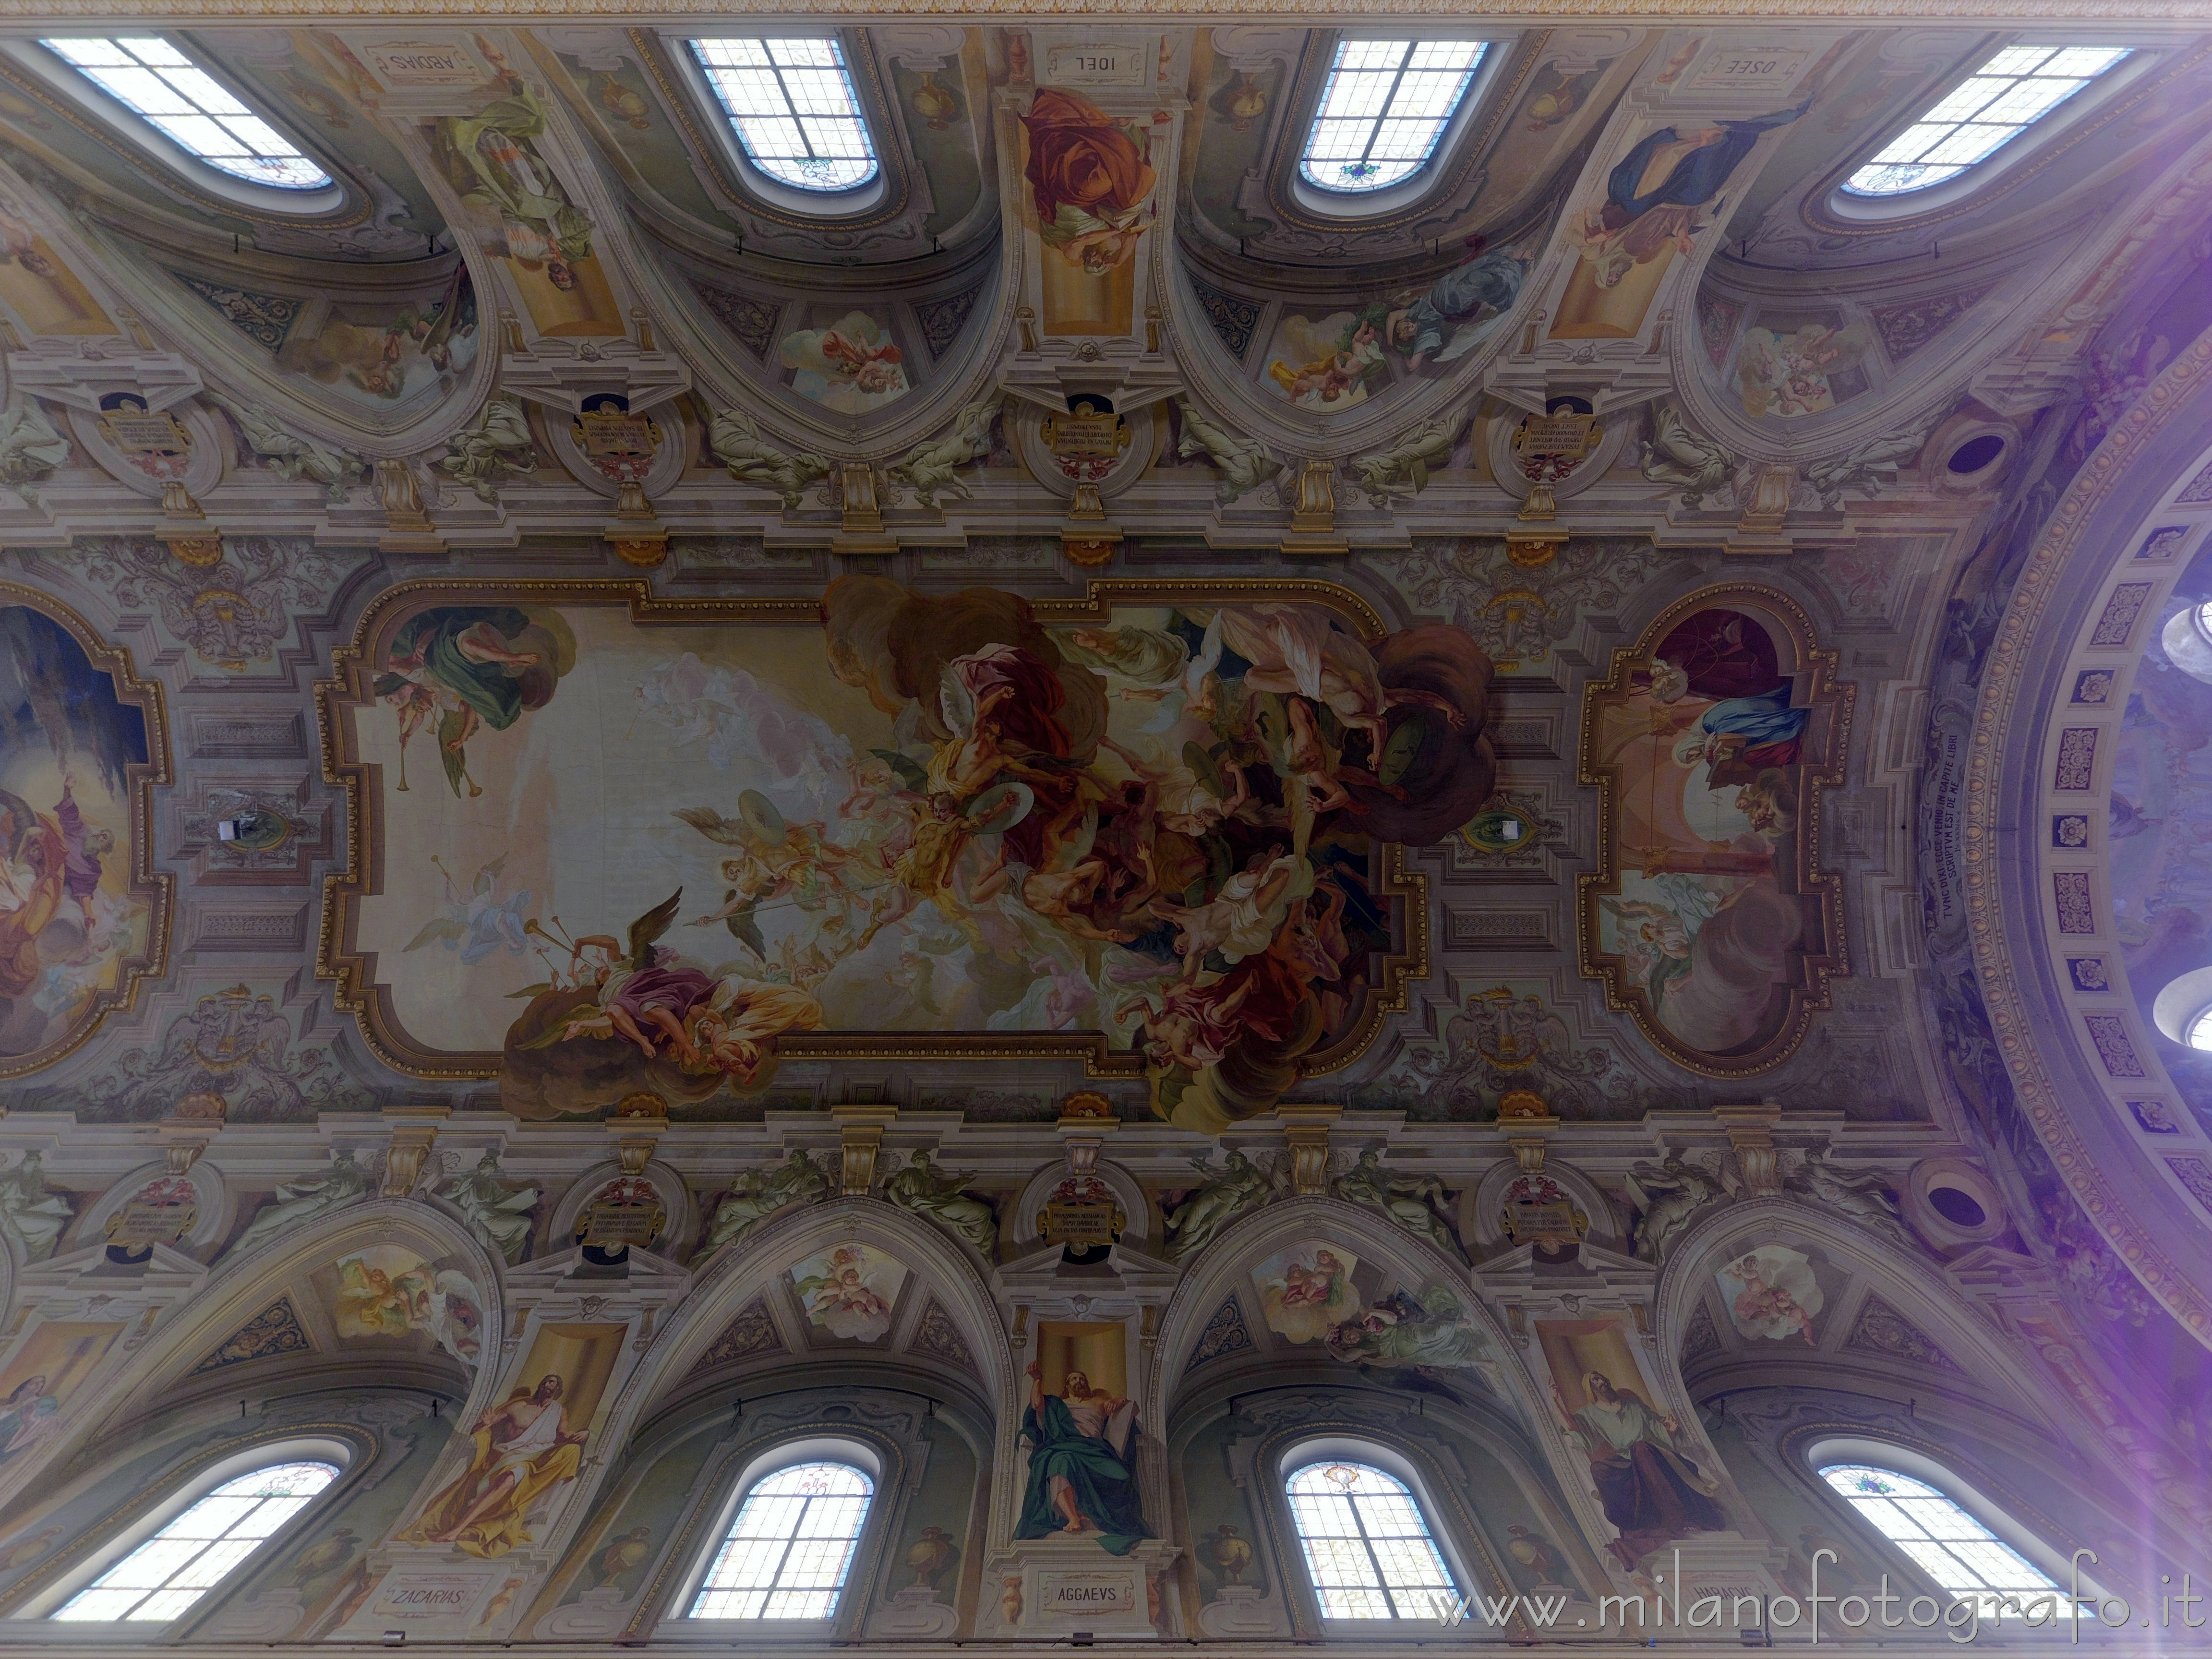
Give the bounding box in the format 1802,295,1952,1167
0,585,169,1076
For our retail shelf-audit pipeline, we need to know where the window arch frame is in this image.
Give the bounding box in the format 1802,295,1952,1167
662,29,895,219
670,1435,885,1632
1802,1435,2108,1611
0,34,347,219
1280,29,1511,223
1275,1436,1469,1628
15,1434,351,1627
1821,38,2156,225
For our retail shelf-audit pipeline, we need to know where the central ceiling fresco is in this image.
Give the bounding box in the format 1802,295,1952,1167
322,577,1490,1128
5,18,2212,1635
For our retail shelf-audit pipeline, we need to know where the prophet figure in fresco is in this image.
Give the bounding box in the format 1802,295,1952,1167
1017,1360,1150,1555
1552,1371,1724,1568
1020,87,1156,274
401,1373,587,1558
1575,100,1810,287
433,79,596,290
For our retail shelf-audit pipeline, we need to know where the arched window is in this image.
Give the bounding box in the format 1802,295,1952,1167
38,37,331,190
686,1460,873,1620
687,37,878,193
1842,46,2131,197
1818,1463,2060,1609
1299,39,1489,194
1286,1460,1458,1620
52,1459,338,1623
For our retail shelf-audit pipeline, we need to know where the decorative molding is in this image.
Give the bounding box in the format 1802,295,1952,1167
908,1296,979,1375
689,1295,784,1372
1962,316,2212,1342
1841,1294,1956,1370
1183,272,1263,362
189,1295,313,1373
1182,1295,1254,1372
912,286,985,363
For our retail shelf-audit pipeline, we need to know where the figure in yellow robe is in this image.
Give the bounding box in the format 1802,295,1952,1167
399,1374,584,1558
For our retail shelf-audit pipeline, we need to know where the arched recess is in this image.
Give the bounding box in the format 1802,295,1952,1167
511,1200,1005,1645
1152,1196,1516,1415
1654,1199,2068,1442
622,1198,1010,1431
1702,1383,2179,1610
1169,1382,1604,1639
0,1410,385,1634
0,1197,506,1509
1154,1198,1592,1621
525,1382,988,1642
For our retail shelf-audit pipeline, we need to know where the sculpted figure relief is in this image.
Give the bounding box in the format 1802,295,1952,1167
883,1149,997,1254
702,1149,827,1255
226,1150,371,1260
1164,1150,1275,1261
1335,1148,1466,1263
0,1152,71,1263
709,409,831,507
1625,1154,1721,1261
889,392,1003,507
438,1150,541,1265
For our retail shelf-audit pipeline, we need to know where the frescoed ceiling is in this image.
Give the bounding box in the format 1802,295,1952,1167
2,6,2212,1638
0,8,2204,1262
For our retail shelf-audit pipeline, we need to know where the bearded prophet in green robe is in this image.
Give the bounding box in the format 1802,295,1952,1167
1016,1360,1151,1555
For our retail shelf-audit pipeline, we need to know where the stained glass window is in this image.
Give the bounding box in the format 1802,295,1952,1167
688,38,879,193
1818,1463,2060,1610
1286,1461,1458,1619
687,1461,873,1620
53,1461,339,1623
1842,46,2131,196
1299,39,1488,194
40,38,332,190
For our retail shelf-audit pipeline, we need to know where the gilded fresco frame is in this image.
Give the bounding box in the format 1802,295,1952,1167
0,582,172,1081
1574,581,1852,1078
315,577,1429,1085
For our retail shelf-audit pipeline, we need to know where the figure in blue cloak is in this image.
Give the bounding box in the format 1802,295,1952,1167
1671,684,1808,776
1388,241,1533,368
1016,1360,1151,1555
1580,99,1811,284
